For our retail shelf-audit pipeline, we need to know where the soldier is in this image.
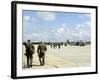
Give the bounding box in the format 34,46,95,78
58,43,61,49
64,43,67,46
50,43,52,48
37,42,47,66
25,40,35,68
53,43,56,49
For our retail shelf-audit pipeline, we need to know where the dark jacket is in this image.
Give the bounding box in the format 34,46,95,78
37,43,47,58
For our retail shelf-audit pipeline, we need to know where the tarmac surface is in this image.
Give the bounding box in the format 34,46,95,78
22,44,91,69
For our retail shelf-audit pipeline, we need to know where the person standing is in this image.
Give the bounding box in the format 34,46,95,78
37,42,47,66
58,43,61,49
25,40,35,68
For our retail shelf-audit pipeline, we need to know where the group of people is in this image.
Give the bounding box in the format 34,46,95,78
50,43,61,49
23,40,47,68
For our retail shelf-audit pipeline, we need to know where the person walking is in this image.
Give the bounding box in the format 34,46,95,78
37,42,47,66
25,40,35,68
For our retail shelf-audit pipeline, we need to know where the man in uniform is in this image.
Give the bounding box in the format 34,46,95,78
58,43,61,49
37,42,47,66
25,40,35,68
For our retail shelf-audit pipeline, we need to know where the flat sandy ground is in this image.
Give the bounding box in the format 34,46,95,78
22,44,91,69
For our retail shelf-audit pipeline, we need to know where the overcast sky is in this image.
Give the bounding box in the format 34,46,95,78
22,10,91,42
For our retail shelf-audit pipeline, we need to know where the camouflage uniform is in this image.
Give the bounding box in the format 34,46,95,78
25,40,35,68
58,43,61,49
37,43,47,66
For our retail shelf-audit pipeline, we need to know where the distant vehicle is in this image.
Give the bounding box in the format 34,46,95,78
68,41,85,46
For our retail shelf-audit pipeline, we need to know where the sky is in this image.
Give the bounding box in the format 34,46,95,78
22,10,91,42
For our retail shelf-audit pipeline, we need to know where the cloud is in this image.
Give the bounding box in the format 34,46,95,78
72,21,91,41
23,15,37,33
57,24,69,34
54,22,91,42
23,21,91,42
79,14,91,21
24,15,30,21
57,27,64,34
84,14,91,18
51,24,71,41
24,32,50,42
37,11,56,21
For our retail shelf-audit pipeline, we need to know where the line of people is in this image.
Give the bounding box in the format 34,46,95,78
23,40,47,68
50,43,61,49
